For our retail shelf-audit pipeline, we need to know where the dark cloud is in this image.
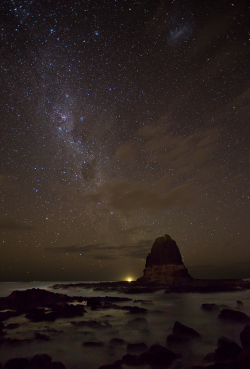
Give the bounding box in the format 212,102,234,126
45,239,152,261
46,243,105,253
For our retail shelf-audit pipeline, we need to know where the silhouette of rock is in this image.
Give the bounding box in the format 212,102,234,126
172,321,201,340
83,341,104,347
3,354,66,369
240,325,250,349
201,303,221,311
34,332,50,341
137,235,191,283
166,334,191,346
30,354,52,368
219,309,250,323
215,337,242,363
109,338,127,346
3,358,30,369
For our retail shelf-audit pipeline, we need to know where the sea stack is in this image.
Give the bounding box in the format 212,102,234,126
137,235,192,283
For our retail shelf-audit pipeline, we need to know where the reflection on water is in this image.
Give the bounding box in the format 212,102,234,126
0,282,250,368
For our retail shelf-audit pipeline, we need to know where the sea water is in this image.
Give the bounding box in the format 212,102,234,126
0,281,250,368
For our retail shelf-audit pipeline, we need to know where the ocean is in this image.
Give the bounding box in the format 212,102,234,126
1,281,250,368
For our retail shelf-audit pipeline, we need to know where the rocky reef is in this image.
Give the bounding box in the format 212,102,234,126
137,234,192,283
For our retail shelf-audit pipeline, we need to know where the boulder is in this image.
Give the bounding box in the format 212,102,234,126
240,325,250,349
3,358,30,369
30,354,52,369
172,321,201,340
201,303,221,312
83,341,104,347
214,337,242,363
34,332,50,341
109,338,127,346
137,235,192,283
166,333,191,346
218,309,250,323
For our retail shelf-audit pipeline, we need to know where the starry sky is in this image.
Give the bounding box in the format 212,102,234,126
1,0,250,282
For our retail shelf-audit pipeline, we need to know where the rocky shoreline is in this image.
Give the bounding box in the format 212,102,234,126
51,278,250,294
1,287,250,368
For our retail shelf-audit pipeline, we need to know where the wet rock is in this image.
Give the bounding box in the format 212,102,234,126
214,337,242,363
34,332,50,341
31,354,52,369
3,355,67,369
166,334,191,346
109,338,127,346
83,341,104,347
3,358,30,369
43,328,63,333
127,342,148,353
71,320,112,329
141,328,151,336
240,325,250,349
218,309,250,323
238,347,250,368
201,303,221,311
172,321,201,340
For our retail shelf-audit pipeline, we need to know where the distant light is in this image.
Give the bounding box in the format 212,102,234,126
127,278,132,282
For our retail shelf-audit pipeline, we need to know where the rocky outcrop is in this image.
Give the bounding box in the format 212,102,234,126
137,235,192,283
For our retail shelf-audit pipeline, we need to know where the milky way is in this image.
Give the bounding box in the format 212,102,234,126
1,0,250,281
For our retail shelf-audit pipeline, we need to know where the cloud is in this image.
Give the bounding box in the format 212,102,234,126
108,181,196,212
0,219,34,230
45,239,153,261
46,243,105,253
118,225,154,235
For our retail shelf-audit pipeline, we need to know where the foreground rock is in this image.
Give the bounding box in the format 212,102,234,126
240,325,250,349
172,321,201,340
0,289,133,323
3,354,66,369
122,344,180,367
218,309,250,323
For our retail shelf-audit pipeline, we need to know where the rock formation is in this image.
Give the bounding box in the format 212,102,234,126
137,234,192,283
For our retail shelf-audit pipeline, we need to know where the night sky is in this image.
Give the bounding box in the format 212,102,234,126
1,0,250,282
